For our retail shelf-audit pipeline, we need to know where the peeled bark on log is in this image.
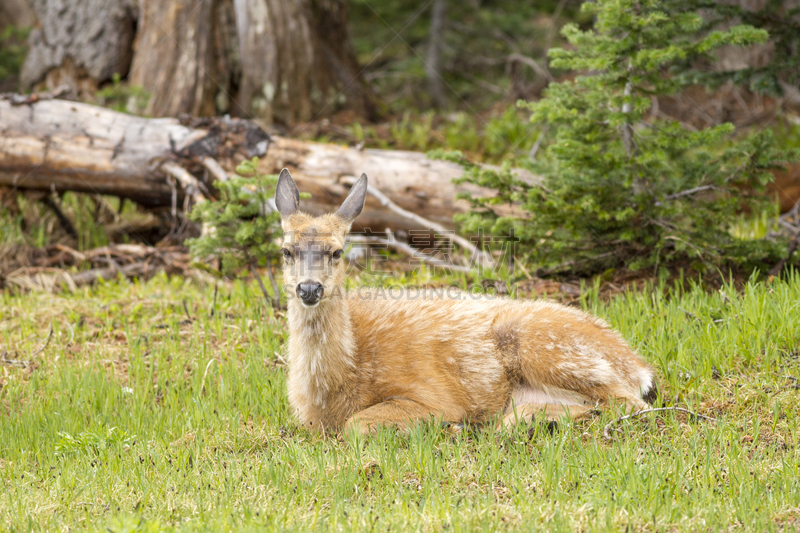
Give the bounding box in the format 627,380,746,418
21,0,137,96
4,97,797,236
0,98,532,233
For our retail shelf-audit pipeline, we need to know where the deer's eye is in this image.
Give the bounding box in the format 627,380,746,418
282,248,292,259
332,249,343,260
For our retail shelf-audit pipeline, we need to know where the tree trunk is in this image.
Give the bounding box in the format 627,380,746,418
128,0,223,118
0,98,531,232
233,0,375,124
130,0,374,121
19,0,374,124
425,0,448,108
21,0,137,97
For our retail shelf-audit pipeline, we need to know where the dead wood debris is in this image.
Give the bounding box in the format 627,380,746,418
1,244,190,292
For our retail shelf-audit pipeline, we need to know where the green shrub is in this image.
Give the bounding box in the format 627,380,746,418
186,158,281,288
448,0,798,275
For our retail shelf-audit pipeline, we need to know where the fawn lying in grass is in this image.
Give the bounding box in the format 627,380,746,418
275,169,656,435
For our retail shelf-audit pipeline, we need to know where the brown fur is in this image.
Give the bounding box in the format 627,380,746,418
276,170,655,435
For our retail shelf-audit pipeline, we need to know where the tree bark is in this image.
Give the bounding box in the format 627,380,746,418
129,0,374,121
0,98,531,232
20,0,374,124
21,0,138,97
233,0,375,124
128,0,222,118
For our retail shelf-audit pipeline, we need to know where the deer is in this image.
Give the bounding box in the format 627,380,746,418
274,168,656,435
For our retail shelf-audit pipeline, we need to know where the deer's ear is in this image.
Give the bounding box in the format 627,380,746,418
275,168,299,219
336,173,368,225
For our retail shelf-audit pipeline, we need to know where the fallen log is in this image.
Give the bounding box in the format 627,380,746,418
0,97,536,232
260,137,535,231
0,97,269,208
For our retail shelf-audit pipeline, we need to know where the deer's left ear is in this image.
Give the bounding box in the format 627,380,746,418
336,174,368,225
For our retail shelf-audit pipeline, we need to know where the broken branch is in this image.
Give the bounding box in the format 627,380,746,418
161,162,208,204
347,235,471,274
603,407,717,440
31,324,53,357
341,176,491,269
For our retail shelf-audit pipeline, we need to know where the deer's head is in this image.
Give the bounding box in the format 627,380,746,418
275,169,367,308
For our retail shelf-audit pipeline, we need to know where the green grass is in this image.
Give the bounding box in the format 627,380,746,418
1,272,799,531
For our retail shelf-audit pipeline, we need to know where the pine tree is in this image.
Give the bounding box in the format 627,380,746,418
452,0,796,274
187,158,285,308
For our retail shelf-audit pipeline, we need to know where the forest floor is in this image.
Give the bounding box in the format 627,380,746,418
1,271,799,531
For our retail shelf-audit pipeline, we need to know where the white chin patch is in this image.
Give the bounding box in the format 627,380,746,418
300,301,320,309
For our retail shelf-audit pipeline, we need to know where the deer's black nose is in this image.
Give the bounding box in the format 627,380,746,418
297,282,324,305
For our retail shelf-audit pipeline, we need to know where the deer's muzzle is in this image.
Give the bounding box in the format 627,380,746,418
297,281,324,306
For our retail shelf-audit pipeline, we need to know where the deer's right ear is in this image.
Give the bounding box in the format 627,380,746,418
275,168,299,220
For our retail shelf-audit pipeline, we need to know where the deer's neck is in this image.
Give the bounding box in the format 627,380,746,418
286,294,356,407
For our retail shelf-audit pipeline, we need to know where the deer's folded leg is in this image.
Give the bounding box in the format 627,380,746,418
499,403,596,431
343,397,441,436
